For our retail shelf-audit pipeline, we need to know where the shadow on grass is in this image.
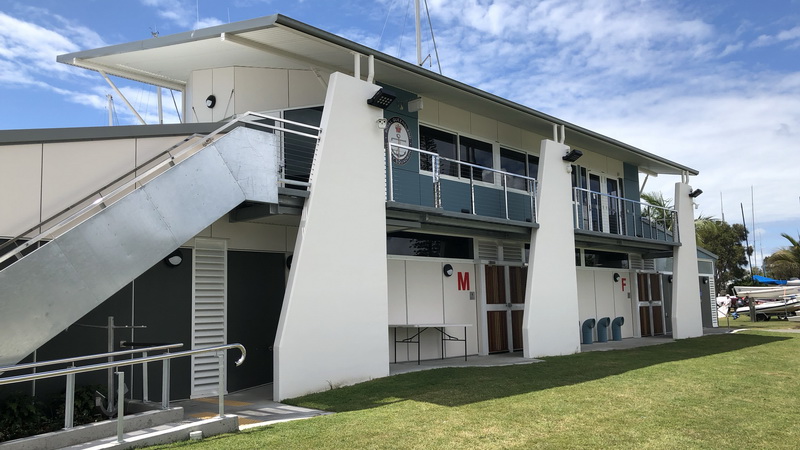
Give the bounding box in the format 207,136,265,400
287,333,792,411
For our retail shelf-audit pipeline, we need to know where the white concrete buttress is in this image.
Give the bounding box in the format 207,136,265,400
522,140,581,358
273,73,389,401
670,182,704,338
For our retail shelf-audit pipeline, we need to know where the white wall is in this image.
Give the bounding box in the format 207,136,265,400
0,136,198,240
418,98,546,153
188,67,327,122
273,73,389,401
523,140,582,357
577,268,634,341
387,259,478,362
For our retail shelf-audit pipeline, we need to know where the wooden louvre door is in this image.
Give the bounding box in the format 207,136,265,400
508,266,526,351
487,311,509,353
485,266,508,353
485,265,526,353
637,273,665,337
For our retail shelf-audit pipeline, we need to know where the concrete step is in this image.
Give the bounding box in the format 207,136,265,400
64,415,239,450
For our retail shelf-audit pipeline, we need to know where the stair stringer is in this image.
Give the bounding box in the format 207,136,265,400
0,126,278,367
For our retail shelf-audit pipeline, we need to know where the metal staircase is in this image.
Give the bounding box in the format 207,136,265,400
0,114,298,367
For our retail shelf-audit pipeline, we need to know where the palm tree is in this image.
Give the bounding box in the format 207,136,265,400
764,234,800,280
640,191,674,231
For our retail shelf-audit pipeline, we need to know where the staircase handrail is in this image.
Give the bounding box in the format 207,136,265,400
0,343,246,437
0,112,321,266
0,343,183,374
0,343,246,385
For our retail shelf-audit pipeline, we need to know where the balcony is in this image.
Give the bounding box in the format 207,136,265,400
572,187,678,244
385,143,537,224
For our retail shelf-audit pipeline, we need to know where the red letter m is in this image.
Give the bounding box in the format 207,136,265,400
457,272,470,291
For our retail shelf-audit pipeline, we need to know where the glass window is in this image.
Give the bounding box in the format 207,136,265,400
501,148,536,190
387,232,474,259
527,155,539,180
460,136,494,182
420,126,457,176
419,126,495,180
583,250,629,268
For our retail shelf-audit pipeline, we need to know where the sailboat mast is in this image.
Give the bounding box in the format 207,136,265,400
415,0,422,66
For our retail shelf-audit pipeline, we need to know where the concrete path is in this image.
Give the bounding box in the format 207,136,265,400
174,384,330,430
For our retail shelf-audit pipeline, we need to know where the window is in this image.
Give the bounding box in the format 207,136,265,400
419,126,493,180
500,148,538,190
460,136,494,182
387,232,474,259
420,126,457,175
583,250,629,268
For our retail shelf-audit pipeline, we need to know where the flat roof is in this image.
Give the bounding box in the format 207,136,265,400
57,14,698,176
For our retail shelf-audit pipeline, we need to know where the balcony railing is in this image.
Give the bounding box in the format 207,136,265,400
573,187,678,243
386,143,537,223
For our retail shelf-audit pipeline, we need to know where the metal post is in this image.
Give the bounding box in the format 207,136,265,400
107,316,115,414
387,145,395,202
432,156,441,208
503,174,509,219
64,372,75,429
469,167,476,214
161,359,170,410
116,371,125,443
217,352,225,417
142,351,149,402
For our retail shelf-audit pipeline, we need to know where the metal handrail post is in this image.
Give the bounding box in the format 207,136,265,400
116,371,125,443
107,316,115,415
162,359,170,410
386,146,395,202
503,174,510,220
432,155,442,208
65,372,75,429
469,166,475,214
218,352,225,417
142,351,149,402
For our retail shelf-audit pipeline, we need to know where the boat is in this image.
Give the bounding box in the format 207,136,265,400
732,285,800,299
733,297,800,320
733,275,800,299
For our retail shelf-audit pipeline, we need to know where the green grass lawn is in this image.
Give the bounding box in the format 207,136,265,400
154,331,800,449
717,315,800,330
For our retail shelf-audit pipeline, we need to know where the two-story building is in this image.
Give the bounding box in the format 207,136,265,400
0,15,706,402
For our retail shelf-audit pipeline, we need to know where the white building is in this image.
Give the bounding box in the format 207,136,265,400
0,15,708,402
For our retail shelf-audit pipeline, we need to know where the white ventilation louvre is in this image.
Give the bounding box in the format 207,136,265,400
630,256,656,271
502,244,523,263
477,241,499,261
191,238,227,398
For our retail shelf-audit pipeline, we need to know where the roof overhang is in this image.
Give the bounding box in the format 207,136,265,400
57,14,698,177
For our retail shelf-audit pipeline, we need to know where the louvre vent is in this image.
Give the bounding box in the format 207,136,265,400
477,241,499,261
191,238,227,399
502,244,523,263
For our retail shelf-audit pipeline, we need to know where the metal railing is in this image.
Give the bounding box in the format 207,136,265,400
386,143,537,223
572,187,678,243
0,343,246,444
0,112,321,266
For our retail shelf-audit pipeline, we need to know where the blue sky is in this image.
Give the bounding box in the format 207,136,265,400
1,0,800,267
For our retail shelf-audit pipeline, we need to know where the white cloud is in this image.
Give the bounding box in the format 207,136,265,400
140,0,224,30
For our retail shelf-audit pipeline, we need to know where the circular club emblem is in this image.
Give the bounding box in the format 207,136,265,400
385,117,413,166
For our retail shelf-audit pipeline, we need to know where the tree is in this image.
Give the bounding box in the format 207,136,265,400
694,218,750,292
763,233,800,280
640,191,674,231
